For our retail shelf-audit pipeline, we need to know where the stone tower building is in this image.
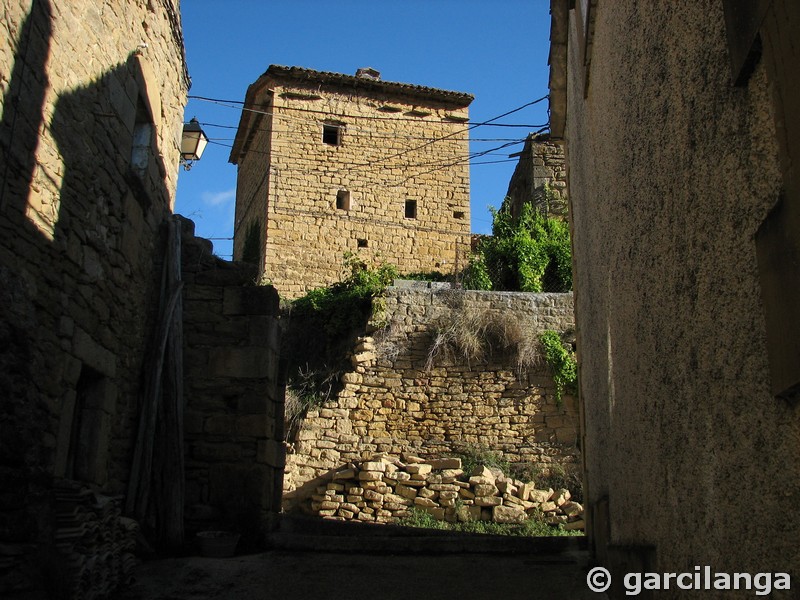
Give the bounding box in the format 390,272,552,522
229,65,474,298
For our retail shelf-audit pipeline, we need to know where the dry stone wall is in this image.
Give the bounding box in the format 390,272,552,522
304,454,585,531
284,285,578,508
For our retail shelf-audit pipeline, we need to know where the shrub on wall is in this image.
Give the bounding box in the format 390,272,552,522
463,190,572,293
284,254,398,431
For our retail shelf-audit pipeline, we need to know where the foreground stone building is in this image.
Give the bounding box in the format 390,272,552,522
0,1,190,596
230,65,474,298
550,0,800,596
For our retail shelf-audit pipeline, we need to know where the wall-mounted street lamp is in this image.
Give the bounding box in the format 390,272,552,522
180,117,208,171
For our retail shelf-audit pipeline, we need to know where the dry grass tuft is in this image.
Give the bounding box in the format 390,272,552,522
425,307,542,374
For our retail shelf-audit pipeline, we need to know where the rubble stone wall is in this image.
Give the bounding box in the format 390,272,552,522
180,221,286,541
284,286,578,507
304,455,585,531
505,134,568,220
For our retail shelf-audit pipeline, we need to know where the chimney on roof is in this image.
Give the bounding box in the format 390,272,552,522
356,67,381,81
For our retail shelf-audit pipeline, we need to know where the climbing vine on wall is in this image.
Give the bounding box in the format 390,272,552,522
538,330,577,406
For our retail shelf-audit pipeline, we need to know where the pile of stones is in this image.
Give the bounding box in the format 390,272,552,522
307,454,584,531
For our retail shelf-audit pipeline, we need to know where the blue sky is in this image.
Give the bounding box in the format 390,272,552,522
176,1,552,259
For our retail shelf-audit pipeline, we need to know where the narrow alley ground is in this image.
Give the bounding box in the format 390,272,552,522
119,524,604,600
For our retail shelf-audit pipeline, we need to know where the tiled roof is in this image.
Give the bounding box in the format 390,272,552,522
263,65,474,105
230,65,473,164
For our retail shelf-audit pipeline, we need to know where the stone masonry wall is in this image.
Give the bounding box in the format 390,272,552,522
233,70,473,299
304,455,585,531
505,133,567,220
180,219,286,543
0,1,187,597
284,285,577,507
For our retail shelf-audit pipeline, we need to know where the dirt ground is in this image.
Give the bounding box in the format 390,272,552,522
118,549,605,600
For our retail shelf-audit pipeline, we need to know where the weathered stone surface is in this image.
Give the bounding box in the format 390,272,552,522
333,468,356,480
473,483,500,497
428,458,462,470
361,461,386,472
283,290,578,500
561,501,583,517
529,488,554,503
474,496,503,507
405,463,432,475
493,505,527,524
564,519,585,531
552,489,571,506
413,497,438,508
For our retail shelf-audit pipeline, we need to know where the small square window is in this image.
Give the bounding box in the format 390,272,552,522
336,190,350,211
453,211,465,220
357,239,368,248
405,199,417,219
322,124,342,146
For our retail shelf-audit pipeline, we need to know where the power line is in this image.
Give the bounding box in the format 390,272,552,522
188,94,548,128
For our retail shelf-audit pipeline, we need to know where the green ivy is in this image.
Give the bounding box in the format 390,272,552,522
538,330,577,406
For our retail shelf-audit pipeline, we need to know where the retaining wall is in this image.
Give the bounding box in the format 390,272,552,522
284,285,578,508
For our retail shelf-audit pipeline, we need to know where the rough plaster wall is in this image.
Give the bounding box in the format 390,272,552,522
234,80,472,299
567,1,799,579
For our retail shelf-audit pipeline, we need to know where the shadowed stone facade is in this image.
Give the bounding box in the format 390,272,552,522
230,66,474,299
0,0,188,596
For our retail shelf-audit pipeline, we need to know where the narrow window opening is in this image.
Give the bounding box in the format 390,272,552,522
322,123,342,146
357,238,368,248
131,98,153,175
405,199,418,219
67,366,105,484
453,211,465,220
336,190,351,211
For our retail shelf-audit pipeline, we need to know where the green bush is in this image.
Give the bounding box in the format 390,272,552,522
464,196,572,293
284,254,398,432
451,444,510,480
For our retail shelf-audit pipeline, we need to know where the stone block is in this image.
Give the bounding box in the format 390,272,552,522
72,327,116,376
237,414,269,437
205,415,235,434
405,463,432,475
257,439,285,468
361,461,386,472
223,286,279,316
472,483,499,497
208,346,275,379
474,496,502,507
493,505,527,524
